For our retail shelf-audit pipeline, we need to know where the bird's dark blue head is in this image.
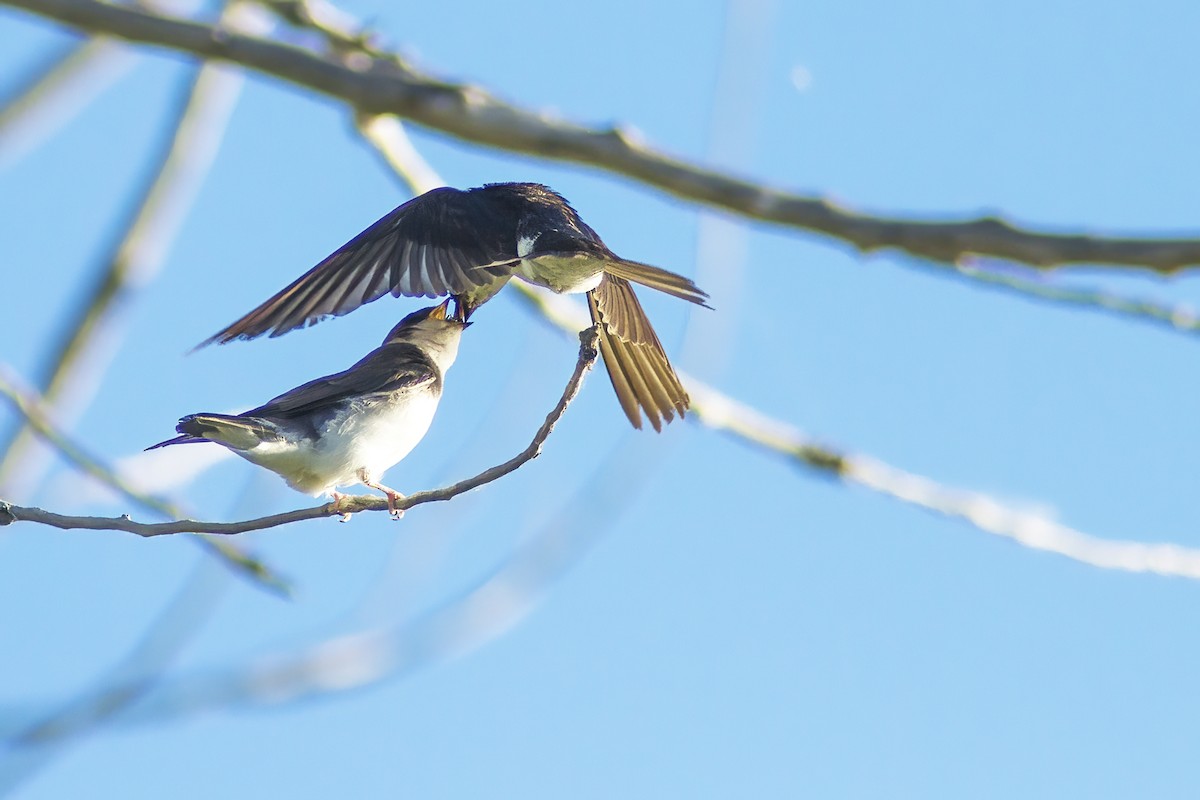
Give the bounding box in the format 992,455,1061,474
477,182,608,256
480,182,571,211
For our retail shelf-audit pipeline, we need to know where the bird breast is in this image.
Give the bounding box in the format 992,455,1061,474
516,253,605,295
243,388,441,496
319,389,441,480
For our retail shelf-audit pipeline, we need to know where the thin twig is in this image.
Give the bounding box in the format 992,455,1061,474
0,328,600,537
5,0,1200,274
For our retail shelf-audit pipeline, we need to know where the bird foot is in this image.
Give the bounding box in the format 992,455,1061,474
330,492,352,523
359,473,405,520
384,490,405,520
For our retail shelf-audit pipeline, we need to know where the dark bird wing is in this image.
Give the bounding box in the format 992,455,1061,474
249,343,439,421
588,276,689,432
147,345,439,449
199,187,520,346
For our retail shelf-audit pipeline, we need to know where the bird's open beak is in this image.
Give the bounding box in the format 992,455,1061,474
430,299,451,320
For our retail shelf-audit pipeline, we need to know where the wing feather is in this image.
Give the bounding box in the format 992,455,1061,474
249,342,438,421
200,187,519,346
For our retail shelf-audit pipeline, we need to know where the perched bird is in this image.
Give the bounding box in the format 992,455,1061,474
150,301,467,517
198,183,710,432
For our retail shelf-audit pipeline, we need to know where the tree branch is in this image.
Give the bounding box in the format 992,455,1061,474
5,0,1200,273
0,328,600,537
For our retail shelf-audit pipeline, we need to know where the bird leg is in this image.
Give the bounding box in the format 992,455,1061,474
358,470,405,519
330,491,352,523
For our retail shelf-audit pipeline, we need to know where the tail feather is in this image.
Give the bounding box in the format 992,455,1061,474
604,259,710,308
145,434,203,451
591,320,644,429
173,413,282,451
588,276,690,432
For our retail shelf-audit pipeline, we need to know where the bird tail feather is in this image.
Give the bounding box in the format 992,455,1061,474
145,434,202,451
173,413,282,451
588,276,689,432
604,259,710,308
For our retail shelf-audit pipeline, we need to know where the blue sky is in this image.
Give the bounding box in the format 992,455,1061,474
3,0,1200,797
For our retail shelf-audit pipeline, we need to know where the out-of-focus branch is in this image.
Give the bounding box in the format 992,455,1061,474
0,559,228,791
0,367,289,594
949,259,1200,336
0,328,600,537
257,0,378,55
0,0,208,169
467,282,1200,578
686,384,1200,578
0,0,268,498
0,38,133,171
355,112,444,195
0,431,650,738
5,0,1200,274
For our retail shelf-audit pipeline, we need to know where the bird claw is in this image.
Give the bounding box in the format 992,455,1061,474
385,491,405,520
358,472,406,520
330,492,353,523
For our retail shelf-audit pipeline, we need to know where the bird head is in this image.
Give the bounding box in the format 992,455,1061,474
382,299,470,369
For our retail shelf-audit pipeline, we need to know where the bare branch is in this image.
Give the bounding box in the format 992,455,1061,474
0,328,600,537
5,0,1200,274
0,367,289,593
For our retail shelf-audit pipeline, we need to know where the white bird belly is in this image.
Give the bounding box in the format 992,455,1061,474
239,390,440,496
